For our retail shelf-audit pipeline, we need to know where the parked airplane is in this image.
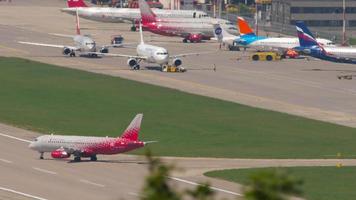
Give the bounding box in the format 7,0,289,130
139,0,237,43
104,21,203,70
29,114,152,162
62,0,209,31
18,9,117,57
295,21,356,64
235,17,334,50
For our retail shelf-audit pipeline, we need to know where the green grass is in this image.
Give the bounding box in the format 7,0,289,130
0,57,356,158
205,166,356,200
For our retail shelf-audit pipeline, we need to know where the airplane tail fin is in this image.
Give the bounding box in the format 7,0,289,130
139,21,144,44
139,0,157,23
67,0,88,7
237,17,255,36
120,114,143,141
213,23,235,43
295,21,318,47
75,8,81,35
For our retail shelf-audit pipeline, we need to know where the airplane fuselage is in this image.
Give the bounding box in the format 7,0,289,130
61,7,209,23
137,43,169,64
29,135,144,156
73,35,96,52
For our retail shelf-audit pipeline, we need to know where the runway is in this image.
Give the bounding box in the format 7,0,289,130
2,122,356,200
0,0,356,127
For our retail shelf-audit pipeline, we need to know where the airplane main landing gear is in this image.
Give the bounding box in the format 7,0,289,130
74,156,81,162
69,51,76,57
133,65,140,70
90,155,97,161
40,152,44,160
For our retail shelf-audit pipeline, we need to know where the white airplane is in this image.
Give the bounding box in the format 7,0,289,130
104,21,204,70
29,114,153,162
18,9,119,57
62,0,209,31
234,17,335,50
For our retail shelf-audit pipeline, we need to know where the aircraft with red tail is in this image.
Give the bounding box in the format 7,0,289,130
29,114,155,162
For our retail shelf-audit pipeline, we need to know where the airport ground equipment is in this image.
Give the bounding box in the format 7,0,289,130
250,51,281,61
162,65,187,72
111,35,124,46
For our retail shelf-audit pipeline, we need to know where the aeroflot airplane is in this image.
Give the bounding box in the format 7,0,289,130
29,114,153,162
62,0,209,28
295,21,356,64
235,17,334,49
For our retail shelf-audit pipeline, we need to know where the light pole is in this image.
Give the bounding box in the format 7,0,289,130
342,0,347,45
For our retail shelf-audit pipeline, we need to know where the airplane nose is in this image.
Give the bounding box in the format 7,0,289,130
29,142,36,150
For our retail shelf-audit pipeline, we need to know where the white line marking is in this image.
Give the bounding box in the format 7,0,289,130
79,179,105,188
32,167,57,175
0,132,31,143
0,158,13,164
169,176,243,196
0,186,47,200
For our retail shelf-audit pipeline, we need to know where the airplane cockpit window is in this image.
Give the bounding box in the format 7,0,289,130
156,52,168,55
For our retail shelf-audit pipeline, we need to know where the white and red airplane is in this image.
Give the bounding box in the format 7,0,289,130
61,0,209,31
29,114,153,162
139,0,237,43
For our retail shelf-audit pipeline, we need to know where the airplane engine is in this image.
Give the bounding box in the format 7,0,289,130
62,47,71,55
172,58,182,67
127,58,137,67
302,49,311,55
188,34,203,43
51,150,70,159
100,47,109,54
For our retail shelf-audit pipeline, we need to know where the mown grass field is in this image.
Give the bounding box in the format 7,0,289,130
205,166,356,200
0,57,356,158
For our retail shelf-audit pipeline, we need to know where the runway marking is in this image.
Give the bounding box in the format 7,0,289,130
0,186,47,200
0,132,31,143
79,179,105,188
169,177,243,196
32,167,57,175
0,158,13,164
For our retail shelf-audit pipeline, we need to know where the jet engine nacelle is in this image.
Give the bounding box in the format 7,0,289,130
127,58,137,67
188,33,203,43
172,58,182,67
51,150,70,159
100,47,109,54
302,49,312,55
62,47,71,55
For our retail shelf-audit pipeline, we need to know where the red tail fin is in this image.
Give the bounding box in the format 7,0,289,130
120,114,143,141
67,0,88,8
237,17,255,36
138,0,157,23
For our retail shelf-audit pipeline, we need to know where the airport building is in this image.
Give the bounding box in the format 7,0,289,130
271,0,356,28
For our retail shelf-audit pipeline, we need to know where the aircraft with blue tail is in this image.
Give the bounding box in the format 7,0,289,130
235,17,333,50
294,21,356,64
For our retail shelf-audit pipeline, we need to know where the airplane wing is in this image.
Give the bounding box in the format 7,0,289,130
18,41,79,50
49,33,76,38
169,51,214,59
93,52,148,60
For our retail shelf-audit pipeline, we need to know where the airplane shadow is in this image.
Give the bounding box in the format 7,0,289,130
67,159,149,165
145,66,162,71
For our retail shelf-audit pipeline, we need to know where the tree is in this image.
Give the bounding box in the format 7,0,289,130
244,169,303,200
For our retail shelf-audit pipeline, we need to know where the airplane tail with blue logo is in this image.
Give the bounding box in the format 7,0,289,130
213,23,235,43
237,17,256,36
295,21,319,47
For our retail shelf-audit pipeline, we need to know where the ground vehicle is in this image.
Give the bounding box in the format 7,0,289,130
162,65,186,72
111,35,124,46
250,52,281,61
